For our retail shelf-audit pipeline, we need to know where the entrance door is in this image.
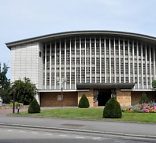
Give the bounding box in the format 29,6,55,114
97,90,111,106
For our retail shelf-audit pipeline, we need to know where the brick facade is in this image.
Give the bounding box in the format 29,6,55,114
40,90,156,107
78,90,94,107
40,92,78,107
116,90,131,107
131,91,156,105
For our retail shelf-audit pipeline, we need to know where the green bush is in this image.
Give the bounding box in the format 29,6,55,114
139,93,150,104
78,94,90,108
28,98,40,113
103,97,122,118
152,80,156,88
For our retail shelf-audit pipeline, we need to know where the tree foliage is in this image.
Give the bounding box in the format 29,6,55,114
28,98,40,113
103,97,122,118
78,94,90,108
152,80,156,88
0,63,10,103
10,77,37,105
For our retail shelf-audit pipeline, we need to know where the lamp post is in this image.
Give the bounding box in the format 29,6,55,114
0,85,2,107
12,89,15,114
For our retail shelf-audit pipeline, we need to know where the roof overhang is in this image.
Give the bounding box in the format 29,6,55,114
6,30,156,49
77,83,135,90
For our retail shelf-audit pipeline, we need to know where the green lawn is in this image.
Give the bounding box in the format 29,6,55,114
17,108,156,123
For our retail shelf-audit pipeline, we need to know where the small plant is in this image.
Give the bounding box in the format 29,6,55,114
139,93,150,104
103,97,122,118
152,80,156,88
28,98,40,113
78,94,90,108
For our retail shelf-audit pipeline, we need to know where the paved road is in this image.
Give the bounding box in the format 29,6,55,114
0,107,156,139
0,116,156,138
0,126,155,143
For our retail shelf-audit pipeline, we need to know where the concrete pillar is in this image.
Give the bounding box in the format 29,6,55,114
35,93,40,105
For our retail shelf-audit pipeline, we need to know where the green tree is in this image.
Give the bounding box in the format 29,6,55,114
0,63,10,103
103,97,122,118
10,77,37,105
78,94,90,108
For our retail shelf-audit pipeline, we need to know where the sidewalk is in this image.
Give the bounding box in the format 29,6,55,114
0,114,156,139
0,106,28,116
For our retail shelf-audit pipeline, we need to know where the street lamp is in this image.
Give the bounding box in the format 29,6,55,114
0,85,2,107
12,88,15,114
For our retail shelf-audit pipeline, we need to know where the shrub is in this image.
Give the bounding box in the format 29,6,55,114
152,80,156,88
78,94,90,108
139,93,150,104
103,97,122,118
28,98,40,113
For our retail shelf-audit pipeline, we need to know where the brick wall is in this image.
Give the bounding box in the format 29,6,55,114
40,92,78,107
116,90,131,107
131,91,156,105
78,90,94,107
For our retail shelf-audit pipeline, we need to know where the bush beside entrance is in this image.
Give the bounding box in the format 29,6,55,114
78,94,90,108
103,97,122,118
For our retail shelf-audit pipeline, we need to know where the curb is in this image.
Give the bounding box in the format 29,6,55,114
0,123,156,140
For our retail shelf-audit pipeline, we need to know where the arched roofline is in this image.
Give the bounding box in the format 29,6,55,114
6,30,156,49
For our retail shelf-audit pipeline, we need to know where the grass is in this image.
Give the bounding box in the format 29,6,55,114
18,108,103,119
17,108,156,123
119,112,156,123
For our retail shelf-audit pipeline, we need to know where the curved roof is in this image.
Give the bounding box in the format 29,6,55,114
6,30,156,49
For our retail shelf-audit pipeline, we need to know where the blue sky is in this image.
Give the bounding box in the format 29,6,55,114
0,0,156,78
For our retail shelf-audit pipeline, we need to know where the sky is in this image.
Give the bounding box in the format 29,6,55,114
0,0,156,78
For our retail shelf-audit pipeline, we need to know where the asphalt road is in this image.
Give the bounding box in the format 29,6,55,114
0,116,156,138
0,126,155,143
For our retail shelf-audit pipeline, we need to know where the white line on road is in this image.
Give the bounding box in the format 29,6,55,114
7,129,13,132
114,141,126,143
19,130,26,133
92,137,103,140
30,131,38,135
75,136,85,139
58,134,68,137
44,133,53,136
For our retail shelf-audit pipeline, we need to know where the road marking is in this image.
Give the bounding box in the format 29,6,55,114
19,130,26,133
30,131,38,135
75,136,85,139
7,129,13,132
45,133,53,136
58,134,68,137
114,141,126,143
92,137,103,140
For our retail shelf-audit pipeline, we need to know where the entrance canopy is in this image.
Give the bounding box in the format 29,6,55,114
77,83,135,90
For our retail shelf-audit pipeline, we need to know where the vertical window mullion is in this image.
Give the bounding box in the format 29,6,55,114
114,38,116,83
100,37,102,83
75,38,77,89
64,40,67,89
70,39,71,89
109,38,111,83
90,38,92,83
45,43,47,89
50,43,52,89
104,38,106,83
